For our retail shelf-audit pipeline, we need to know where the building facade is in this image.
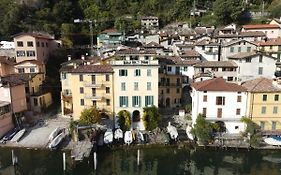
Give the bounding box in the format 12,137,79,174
0,101,13,138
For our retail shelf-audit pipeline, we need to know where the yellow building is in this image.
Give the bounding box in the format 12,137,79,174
242,78,281,131
60,61,114,120
158,56,182,108
259,38,281,62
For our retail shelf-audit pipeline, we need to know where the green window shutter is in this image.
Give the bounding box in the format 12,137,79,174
151,96,154,105
119,96,122,107
139,96,141,107
126,97,128,107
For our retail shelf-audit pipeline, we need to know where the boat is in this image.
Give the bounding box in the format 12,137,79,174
186,125,194,140
124,131,133,145
1,128,19,143
48,132,65,149
10,128,26,142
114,128,123,140
167,122,178,140
48,127,61,142
137,131,144,143
104,129,113,144
264,136,281,146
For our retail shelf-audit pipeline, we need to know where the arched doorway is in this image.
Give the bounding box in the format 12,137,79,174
166,98,170,107
100,112,110,119
132,110,140,122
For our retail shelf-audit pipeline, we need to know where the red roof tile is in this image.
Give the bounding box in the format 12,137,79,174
243,24,280,29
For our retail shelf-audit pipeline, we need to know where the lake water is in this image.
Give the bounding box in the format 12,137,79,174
1,146,281,175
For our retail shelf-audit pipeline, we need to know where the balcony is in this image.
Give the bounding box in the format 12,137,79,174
84,94,103,100
83,81,103,88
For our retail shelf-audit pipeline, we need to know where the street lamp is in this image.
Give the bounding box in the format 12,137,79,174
74,19,96,57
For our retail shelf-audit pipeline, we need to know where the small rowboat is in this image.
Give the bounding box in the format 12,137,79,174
104,129,113,144
11,128,26,142
48,132,65,149
124,131,133,145
48,127,61,142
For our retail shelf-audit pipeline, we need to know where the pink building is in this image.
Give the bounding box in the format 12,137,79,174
0,101,13,138
242,24,280,39
0,56,15,76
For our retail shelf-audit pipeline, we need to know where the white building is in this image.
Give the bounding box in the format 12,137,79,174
241,24,281,39
228,52,277,82
112,48,159,130
195,39,220,61
191,78,247,134
141,16,159,30
0,41,15,49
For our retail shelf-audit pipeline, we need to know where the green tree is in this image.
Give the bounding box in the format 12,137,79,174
117,110,131,131
241,117,262,147
143,106,160,131
191,114,213,145
213,0,244,25
80,107,101,125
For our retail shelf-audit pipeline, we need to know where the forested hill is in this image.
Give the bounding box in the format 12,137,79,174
0,0,280,44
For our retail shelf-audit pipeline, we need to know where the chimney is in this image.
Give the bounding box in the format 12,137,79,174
81,55,85,60
67,55,71,61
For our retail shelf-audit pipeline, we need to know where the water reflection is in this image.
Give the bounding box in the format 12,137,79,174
1,147,281,175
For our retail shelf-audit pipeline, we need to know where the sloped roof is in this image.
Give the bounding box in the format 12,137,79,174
194,61,237,68
259,38,281,46
115,48,156,55
222,39,258,47
157,56,200,66
242,77,281,92
192,77,246,92
144,41,163,48
13,32,54,40
66,64,113,73
14,60,43,65
228,52,276,60
239,31,266,37
0,56,15,65
1,73,39,86
180,50,201,58
243,24,280,29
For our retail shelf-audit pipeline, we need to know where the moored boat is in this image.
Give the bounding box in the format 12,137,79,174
186,125,194,140
124,131,133,145
48,132,65,149
264,136,281,146
167,123,178,140
104,129,113,144
48,127,61,142
11,128,26,142
114,128,123,140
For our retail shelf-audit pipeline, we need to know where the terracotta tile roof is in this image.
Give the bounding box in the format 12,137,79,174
181,59,201,66
144,41,164,48
242,77,281,92
192,77,246,92
67,64,113,73
195,39,220,46
259,38,281,46
228,52,275,60
157,56,200,65
101,28,119,34
14,59,43,65
239,31,266,37
180,50,201,58
115,48,156,55
222,39,258,47
194,61,237,68
1,73,39,86
214,34,239,38
243,24,280,29
12,32,54,40
0,56,15,65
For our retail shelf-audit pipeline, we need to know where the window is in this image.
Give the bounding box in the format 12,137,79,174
167,66,172,72
34,98,38,106
176,88,180,94
227,77,234,81
236,108,241,115
166,88,170,94
41,42,45,47
92,88,96,96
203,95,207,102
46,42,48,47
106,99,110,106
202,108,207,117
92,100,97,107
18,68,24,73
147,82,151,90
134,82,139,91
106,87,110,93
260,121,265,130
147,69,152,76
247,47,251,52
80,87,84,94
238,47,241,52
121,82,126,91
230,47,234,53
16,51,25,57
183,67,188,71
272,121,276,130
17,41,23,47
105,74,110,81
132,96,141,107
36,41,40,47
237,96,241,102
273,106,278,114
27,41,33,47
91,75,96,84
30,68,35,73
80,99,84,106
61,73,66,79
261,106,266,114
119,96,128,107
26,51,35,57
79,75,83,81
144,56,149,60
134,69,141,76
262,95,267,101
259,55,263,63
217,108,222,118
145,96,154,106
216,96,225,105
274,95,279,101
246,58,251,62
119,69,128,76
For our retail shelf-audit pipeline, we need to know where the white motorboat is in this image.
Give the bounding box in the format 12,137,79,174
48,127,61,142
137,131,144,142
48,132,65,149
264,137,281,146
11,128,26,142
104,129,113,144
114,128,123,140
124,131,133,145
167,122,178,140
186,125,194,140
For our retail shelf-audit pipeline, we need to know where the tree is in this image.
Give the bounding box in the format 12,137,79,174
241,117,262,147
80,107,101,125
142,106,160,131
117,110,131,131
213,0,244,25
191,114,213,145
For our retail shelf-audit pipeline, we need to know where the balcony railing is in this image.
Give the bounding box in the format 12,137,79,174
83,81,103,88
84,94,103,100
